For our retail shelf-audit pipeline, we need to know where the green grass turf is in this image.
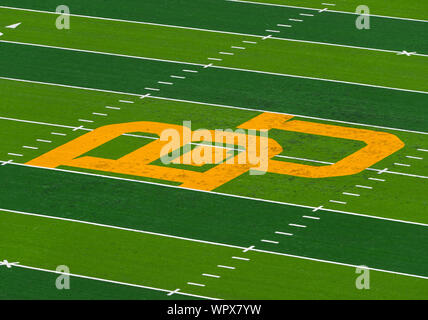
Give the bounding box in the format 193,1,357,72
1,209,428,299
1,44,427,133
2,1,427,53
0,266,196,299
1,164,428,279
1,8,428,92
230,0,428,20
0,78,427,222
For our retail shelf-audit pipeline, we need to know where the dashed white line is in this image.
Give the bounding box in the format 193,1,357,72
36,139,52,143
342,192,360,197
356,185,373,189
417,149,428,152
22,146,38,150
329,200,347,205
92,112,107,116
202,273,220,278
265,29,280,33
170,75,186,79
231,46,246,49
144,87,160,91
289,18,303,22
50,132,66,136
322,2,336,6
275,231,293,236
303,215,320,220
260,239,279,244
277,24,292,27
217,265,235,270
105,106,120,110
182,69,198,73
119,100,134,104
7,153,23,157
394,163,411,167
158,81,173,85
406,156,423,160
219,51,234,55
300,13,314,16
242,40,257,44
232,256,250,261
78,119,93,123
187,282,205,287
289,223,307,228
208,57,222,61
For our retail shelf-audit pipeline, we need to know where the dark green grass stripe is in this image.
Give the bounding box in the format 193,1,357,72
0,266,195,300
1,164,427,278
3,0,428,53
0,42,426,132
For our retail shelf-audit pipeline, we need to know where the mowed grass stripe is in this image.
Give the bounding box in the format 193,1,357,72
1,164,428,278
1,1,427,53
1,209,428,299
0,266,196,300
1,8,427,92
1,44,427,133
229,0,428,21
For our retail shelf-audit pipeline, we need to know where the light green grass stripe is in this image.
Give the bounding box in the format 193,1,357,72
230,0,428,21
1,8,427,92
1,210,428,299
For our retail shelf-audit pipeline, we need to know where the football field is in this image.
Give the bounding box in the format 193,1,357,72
0,0,427,300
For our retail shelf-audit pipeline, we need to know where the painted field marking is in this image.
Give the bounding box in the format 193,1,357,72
289,18,303,22
397,50,416,56
231,46,246,49
243,245,255,253
377,167,389,174
319,8,328,13
265,29,280,33
167,288,181,296
321,3,336,6
417,149,428,152
202,273,221,278
0,160,13,166
105,106,120,110
140,93,151,99
303,215,320,220
7,153,23,157
170,75,186,79
158,81,173,85
5,22,21,29
368,177,385,182
144,87,160,91
22,146,38,150
289,223,307,228
219,52,234,55
208,57,222,61
182,69,198,73
232,256,250,261
72,125,86,132
300,13,314,17
119,100,134,104
0,260,19,268
277,24,292,27
342,192,360,197
262,35,272,40
329,200,347,205
204,63,214,68
261,239,279,244
275,231,293,237
50,132,66,136
356,185,373,189
92,112,107,116
312,205,324,212
406,156,423,160
242,40,257,44
217,265,235,270
187,282,205,287
78,119,93,123
36,139,52,143
394,163,411,167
